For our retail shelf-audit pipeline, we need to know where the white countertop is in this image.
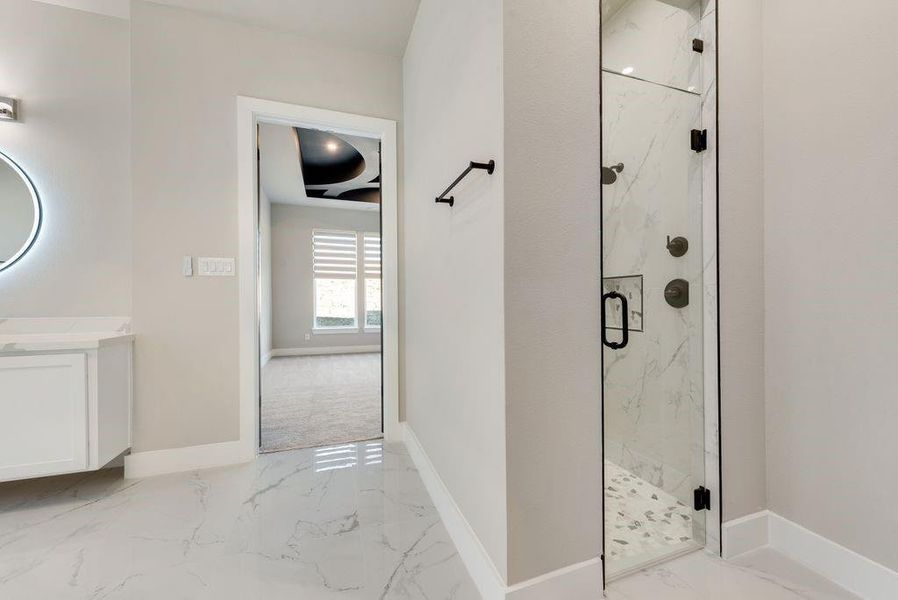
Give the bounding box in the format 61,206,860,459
0,332,134,352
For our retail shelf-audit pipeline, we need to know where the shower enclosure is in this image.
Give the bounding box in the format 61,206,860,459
600,0,719,580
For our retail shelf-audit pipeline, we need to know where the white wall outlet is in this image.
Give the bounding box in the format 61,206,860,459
198,257,236,277
304,333,311,341
182,256,193,277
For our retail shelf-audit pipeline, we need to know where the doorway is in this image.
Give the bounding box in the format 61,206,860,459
600,0,721,581
258,122,384,452
237,98,400,460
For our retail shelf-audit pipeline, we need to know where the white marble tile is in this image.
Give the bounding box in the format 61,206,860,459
603,0,703,93
602,70,706,512
606,548,859,600
0,441,479,599
602,0,721,562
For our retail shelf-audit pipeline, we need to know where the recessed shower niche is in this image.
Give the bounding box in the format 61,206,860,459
600,0,719,580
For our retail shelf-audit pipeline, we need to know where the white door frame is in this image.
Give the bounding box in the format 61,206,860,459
236,96,401,456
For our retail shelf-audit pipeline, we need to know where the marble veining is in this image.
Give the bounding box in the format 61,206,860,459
602,68,705,512
602,0,721,562
607,548,859,600
602,0,703,94
0,441,479,599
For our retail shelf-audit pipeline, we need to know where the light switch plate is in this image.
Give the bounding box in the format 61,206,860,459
198,257,236,277
183,256,193,277
0,97,18,121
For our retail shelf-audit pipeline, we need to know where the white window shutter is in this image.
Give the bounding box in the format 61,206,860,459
364,233,381,279
313,230,358,279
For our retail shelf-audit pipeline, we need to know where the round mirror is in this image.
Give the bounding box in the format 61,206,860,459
0,151,41,273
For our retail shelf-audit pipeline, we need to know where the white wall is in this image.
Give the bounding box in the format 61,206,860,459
503,0,603,584
763,0,898,571
130,0,402,452
402,0,508,581
270,204,380,350
0,0,131,318
718,0,768,522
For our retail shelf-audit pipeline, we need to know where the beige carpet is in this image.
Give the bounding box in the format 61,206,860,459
261,353,382,453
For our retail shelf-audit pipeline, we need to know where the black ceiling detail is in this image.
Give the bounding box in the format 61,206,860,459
337,188,381,204
296,128,366,185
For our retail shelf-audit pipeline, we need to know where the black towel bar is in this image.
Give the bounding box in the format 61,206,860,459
435,160,495,207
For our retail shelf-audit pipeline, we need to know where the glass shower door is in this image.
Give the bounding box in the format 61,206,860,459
601,0,712,578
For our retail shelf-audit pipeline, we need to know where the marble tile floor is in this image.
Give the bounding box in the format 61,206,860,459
0,441,480,599
606,547,860,600
605,460,696,574
0,440,859,600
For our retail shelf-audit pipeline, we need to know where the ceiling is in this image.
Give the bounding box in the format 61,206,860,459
259,122,381,212
147,0,420,56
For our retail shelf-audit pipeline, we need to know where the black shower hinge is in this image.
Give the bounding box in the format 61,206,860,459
692,38,705,53
694,486,711,511
691,129,708,153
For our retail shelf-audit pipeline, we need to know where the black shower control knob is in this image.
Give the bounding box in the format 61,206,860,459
664,279,689,309
666,235,688,257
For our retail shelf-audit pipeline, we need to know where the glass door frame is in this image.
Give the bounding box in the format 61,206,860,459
598,0,722,588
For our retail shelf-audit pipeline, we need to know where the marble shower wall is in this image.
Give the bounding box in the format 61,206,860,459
602,0,712,522
603,0,703,92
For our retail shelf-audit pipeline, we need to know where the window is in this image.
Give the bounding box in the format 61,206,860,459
313,230,358,329
364,233,382,329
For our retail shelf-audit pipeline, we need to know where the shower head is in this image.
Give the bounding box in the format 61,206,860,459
602,162,624,185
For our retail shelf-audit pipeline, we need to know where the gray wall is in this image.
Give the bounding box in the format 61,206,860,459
0,0,131,317
270,204,380,350
130,0,402,452
718,0,768,522
762,0,898,571
402,0,509,581
503,0,603,584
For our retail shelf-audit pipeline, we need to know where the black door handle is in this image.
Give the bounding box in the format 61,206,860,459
601,291,629,350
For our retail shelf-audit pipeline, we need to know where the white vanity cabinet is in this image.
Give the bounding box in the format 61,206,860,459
0,333,133,482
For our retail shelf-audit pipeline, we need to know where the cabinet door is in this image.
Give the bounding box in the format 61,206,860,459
0,354,88,481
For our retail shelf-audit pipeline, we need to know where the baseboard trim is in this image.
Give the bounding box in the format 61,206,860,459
505,557,602,600
401,423,602,600
770,512,898,600
722,510,770,559
124,440,254,479
271,345,380,357
402,423,507,599
723,510,898,599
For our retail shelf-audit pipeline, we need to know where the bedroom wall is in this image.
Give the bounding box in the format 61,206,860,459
270,203,381,351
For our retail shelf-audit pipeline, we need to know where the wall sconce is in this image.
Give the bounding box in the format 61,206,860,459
0,97,18,121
